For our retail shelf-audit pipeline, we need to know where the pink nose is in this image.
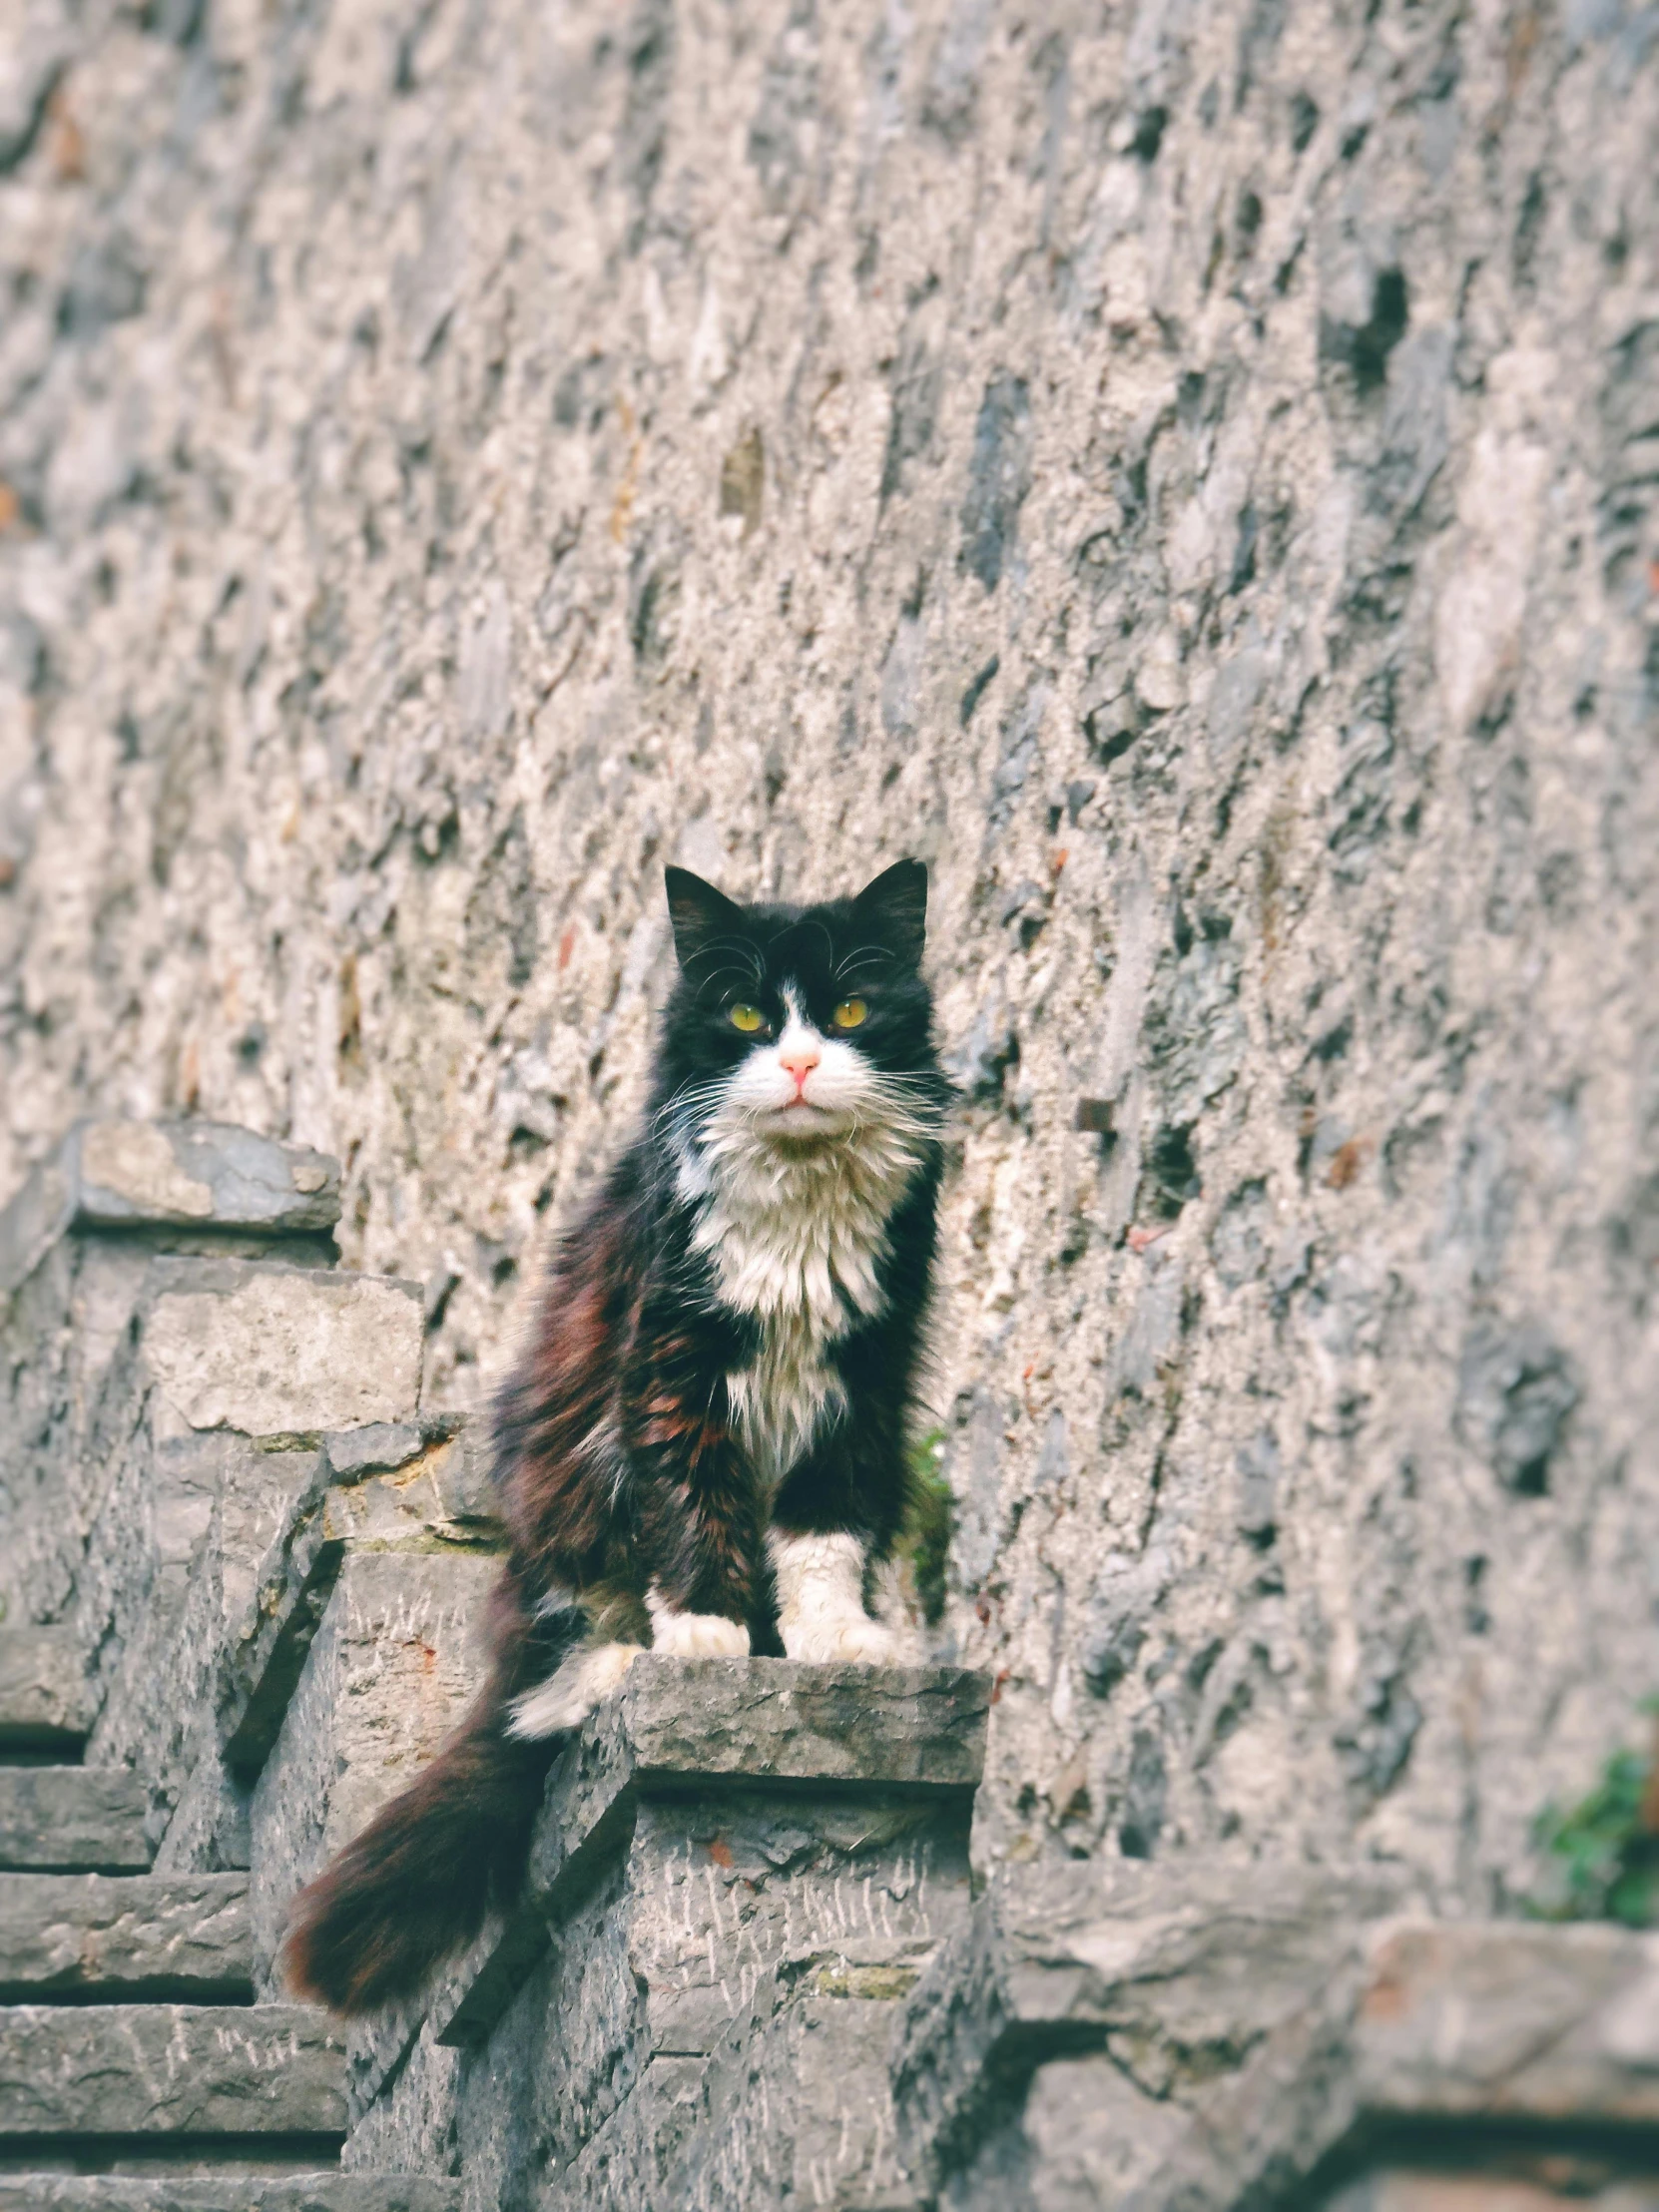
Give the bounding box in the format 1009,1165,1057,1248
779,1044,820,1092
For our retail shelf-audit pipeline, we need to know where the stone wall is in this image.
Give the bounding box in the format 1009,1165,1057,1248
2,0,1656,1927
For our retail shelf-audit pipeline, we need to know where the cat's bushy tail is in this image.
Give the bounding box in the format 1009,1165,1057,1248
279,1584,562,2017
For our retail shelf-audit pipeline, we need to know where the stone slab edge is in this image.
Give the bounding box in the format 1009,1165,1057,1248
0,2001,347,2135
0,2180,460,2211
216,1456,342,1778
428,1658,991,2051
0,1122,341,1298
618,1658,993,1792
0,1768,153,1873
0,1627,93,1747
891,1882,1659,2196
71,1121,340,1235
0,1872,251,1998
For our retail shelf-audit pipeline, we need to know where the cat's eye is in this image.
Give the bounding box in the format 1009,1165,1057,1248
831,998,868,1029
729,1004,765,1033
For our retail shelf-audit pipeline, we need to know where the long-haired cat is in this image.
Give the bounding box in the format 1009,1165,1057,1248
281,858,948,2015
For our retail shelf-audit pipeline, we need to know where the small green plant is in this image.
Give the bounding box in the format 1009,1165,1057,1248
1531,1709,1659,1930
896,1429,953,1627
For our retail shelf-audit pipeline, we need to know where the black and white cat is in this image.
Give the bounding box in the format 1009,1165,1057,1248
283,859,948,2014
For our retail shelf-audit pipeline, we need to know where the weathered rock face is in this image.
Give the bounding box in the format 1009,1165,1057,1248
1,0,1655,1930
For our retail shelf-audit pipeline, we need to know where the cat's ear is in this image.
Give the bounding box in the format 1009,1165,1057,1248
664,866,746,971
851,858,927,966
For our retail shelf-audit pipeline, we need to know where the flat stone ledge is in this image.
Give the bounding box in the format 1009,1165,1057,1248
0,2002,346,2137
0,1873,251,1999
0,2179,459,2211
0,1121,340,1295
890,1865,1659,2208
432,1657,990,2049
609,1656,992,1793
892,1861,1401,2194
0,1770,152,1873
73,1121,339,1235
1356,1917,1659,2124
0,1630,93,1750
528,1657,989,1933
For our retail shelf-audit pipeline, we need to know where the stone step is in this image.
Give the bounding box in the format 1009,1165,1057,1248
0,1769,152,1873
0,1630,93,1754
0,1874,251,2001
0,2181,457,2211
0,2003,346,2140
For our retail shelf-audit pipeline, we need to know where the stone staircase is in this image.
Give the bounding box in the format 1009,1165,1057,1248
0,1126,459,2211
3,1118,1657,2211
0,1645,458,2212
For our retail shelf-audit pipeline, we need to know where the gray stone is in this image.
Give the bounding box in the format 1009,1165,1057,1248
0,0,1653,1967
71,1122,340,1237
891,1872,1659,2209
142,1261,423,1438
0,1769,151,1873
323,1425,424,1481
0,2003,346,2137
0,2183,459,2212
1355,1919,1659,2125
0,1873,250,1999
0,1124,339,1303
374,1660,991,2210
959,376,1033,593
211,1451,340,1784
437,1657,990,2049
1455,1321,1582,1496
0,1627,92,1749
592,1655,989,1794
675,1936,940,2212
251,1549,498,1993
891,1863,1402,2201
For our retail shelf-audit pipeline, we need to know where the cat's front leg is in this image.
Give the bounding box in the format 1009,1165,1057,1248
625,1305,761,1660
767,1527,897,1665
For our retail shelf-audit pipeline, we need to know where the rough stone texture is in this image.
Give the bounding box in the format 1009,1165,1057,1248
891,1864,1659,2208
141,1261,422,1438
0,2184,460,2212
0,1232,427,1865
0,1628,92,1750
410,1655,988,2210
250,1549,498,1994
0,1121,342,1644
0,1769,152,1873
0,1126,368,1875
2,0,1659,2195
0,1873,251,2000
1359,1919,1659,2125
0,2002,346,2138
439,1657,988,2050
2,0,1654,1936
0,1122,337,1305
674,1937,940,2212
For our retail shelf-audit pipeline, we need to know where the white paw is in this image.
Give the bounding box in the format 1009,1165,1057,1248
781,1609,898,1666
506,1640,643,1738
646,1590,752,1658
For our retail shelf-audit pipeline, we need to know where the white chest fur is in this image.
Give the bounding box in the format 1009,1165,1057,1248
677,1119,924,1483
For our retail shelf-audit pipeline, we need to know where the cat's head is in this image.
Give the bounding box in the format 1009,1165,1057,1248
658,859,942,1148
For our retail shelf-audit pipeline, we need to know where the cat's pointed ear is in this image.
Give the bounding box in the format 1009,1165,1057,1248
851,858,927,966
665,866,746,972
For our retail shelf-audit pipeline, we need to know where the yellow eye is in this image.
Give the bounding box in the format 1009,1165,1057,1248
730,1004,764,1033
831,998,867,1029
